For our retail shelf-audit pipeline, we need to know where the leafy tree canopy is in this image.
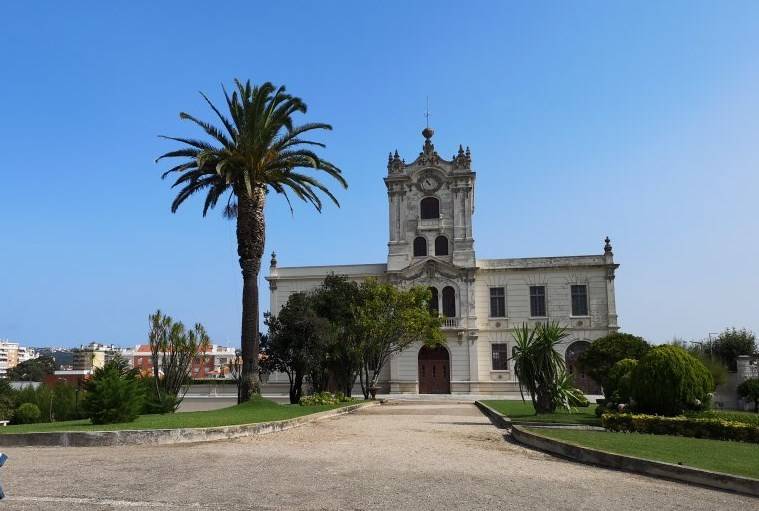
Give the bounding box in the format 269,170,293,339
7,355,56,381
710,328,757,371
577,332,650,396
356,279,443,398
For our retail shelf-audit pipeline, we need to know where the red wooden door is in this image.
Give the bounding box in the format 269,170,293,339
418,346,450,394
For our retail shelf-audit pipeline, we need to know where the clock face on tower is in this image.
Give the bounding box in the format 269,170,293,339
417,173,442,192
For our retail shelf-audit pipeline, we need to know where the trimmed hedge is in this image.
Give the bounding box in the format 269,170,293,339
602,413,759,444
631,345,713,415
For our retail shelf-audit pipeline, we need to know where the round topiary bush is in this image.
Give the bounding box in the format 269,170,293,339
607,358,637,404
15,402,42,424
631,345,714,416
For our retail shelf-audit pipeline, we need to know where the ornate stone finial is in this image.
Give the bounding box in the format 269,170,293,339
388,150,404,173
422,126,434,140
604,236,613,255
270,251,277,267
453,143,471,170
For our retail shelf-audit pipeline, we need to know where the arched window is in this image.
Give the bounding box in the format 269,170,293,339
420,197,439,220
428,287,439,315
434,235,449,256
413,237,427,257
442,286,456,318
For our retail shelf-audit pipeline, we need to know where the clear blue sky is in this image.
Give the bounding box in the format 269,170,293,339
1,2,757,348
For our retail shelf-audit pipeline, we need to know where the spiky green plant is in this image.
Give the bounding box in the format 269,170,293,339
512,321,570,413
157,80,346,402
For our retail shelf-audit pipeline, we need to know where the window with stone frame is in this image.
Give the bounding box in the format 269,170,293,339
420,197,440,219
428,287,439,315
413,236,427,257
529,285,546,317
442,286,456,317
434,235,449,256
571,284,589,316
491,343,509,371
489,287,506,317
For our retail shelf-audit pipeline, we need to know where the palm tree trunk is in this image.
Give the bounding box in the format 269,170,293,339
236,187,266,403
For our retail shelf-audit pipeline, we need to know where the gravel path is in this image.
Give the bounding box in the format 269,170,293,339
1,401,754,510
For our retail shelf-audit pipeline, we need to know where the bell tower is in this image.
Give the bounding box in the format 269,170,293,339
384,128,476,272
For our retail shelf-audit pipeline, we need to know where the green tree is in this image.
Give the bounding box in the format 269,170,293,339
577,332,650,398
7,355,56,381
632,345,714,416
737,378,759,413
711,328,757,371
81,357,144,424
355,279,443,399
310,275,364,396
157,80,346,403
606,358,637,404
147,310,212,412
512,322,577,413
263,293,330,404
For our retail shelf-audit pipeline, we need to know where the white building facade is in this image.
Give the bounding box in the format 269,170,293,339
267,128,620,395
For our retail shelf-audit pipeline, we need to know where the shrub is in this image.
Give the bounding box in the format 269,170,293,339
689,410,759,426
737,378,759,413
14,384,53,422
606,358,637,404
577,333,650,398
602,413,759,443
82,360,144,425
14,403,42,424
52,383,86,421
0,395,15,422
139,377,179,415
632,345,714,416
299,391,351,406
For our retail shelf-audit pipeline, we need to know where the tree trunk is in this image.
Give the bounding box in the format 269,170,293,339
236,187,266,403
290,373,303,404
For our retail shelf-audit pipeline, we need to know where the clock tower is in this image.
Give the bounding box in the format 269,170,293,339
384,127,476,272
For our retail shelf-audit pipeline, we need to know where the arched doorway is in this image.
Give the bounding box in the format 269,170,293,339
418,345,450,394
565,341,601,394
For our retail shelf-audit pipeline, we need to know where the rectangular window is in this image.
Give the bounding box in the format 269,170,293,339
489,287,506,317
571,284,589,316
529,286,546,317
491,343,509,371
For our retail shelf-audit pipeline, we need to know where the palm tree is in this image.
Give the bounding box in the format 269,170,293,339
512,321,569,413
156,79,346,402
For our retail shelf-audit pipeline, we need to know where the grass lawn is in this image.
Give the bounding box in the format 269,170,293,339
528,427,759,480
482,400,599,426
0,397,359,434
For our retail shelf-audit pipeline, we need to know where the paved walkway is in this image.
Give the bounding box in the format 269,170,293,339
1,402,754,510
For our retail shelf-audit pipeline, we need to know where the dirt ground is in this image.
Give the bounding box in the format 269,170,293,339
1,401,754,510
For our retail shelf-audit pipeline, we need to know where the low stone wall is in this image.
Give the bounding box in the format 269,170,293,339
0,402,374,448
474,400,511,428
474,400,604,429
512,425,759,497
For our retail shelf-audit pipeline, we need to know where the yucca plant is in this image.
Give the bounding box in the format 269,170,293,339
512,321,570,413
157,80,346,402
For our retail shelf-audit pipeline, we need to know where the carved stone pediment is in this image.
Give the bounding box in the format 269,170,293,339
389,256,464,282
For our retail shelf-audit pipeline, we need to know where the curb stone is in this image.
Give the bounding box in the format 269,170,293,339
474,400,604,429
511,424,759,498
0,401,376,448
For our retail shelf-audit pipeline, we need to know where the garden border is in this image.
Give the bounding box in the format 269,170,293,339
511,424,759,497
474,400,604,429
0,401,376,448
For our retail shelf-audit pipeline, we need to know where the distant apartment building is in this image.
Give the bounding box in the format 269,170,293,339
125,344,237,379
71,342,121,370
0,340,39,378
